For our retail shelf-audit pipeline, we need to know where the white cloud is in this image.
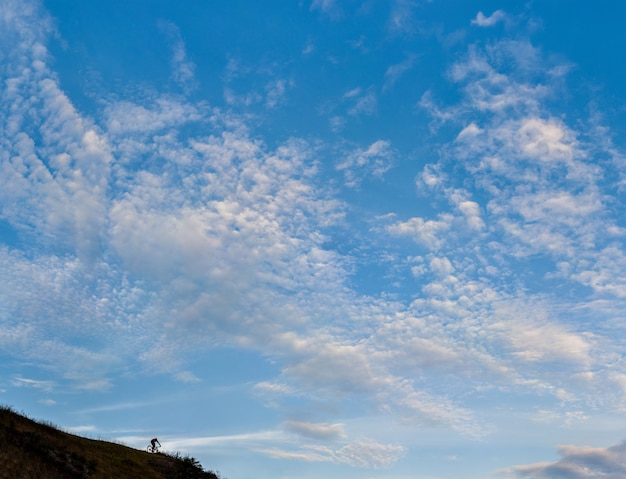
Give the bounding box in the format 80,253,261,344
459,201,484,230
12,376,55,392
421,39,625,307
430,256,454,276
348,88,377,116
259,446,332,463
471,10,506,28
491,310,593,366
383,54,416,92
158,20,197,91
0,16,111,265
333,441,406,468
265,78,293,108
322,86,379,127
0,0,53,48
387,215,453,250
517,118,575,162
281,338,391,395
447,43,548,114
175,371,202,383
387,0,417,36
221,58,293,110
253,380,296,397
302,38,315,55
310,0,341,18
419,90,460,127
398,39,626,423
329,115,346,132
336,140,394,187
343,87,362,99
105,98,202,135
456,122,483,140
512,191,602,222
418,163,447,191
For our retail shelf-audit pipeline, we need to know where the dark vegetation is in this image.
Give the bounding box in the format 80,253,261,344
0,405,222,479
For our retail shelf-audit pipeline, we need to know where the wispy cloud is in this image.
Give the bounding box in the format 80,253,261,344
383,54,417,92
222,57,293,110
310,0,343,20
158,20,197,92
471,10,507,28
265,78,294,108
258,440,406,468
336,140,395,187
387,0,418,36
12,377,55,392
105,97,203,135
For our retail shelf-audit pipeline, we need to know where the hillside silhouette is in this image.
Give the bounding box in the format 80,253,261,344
0,405,221,479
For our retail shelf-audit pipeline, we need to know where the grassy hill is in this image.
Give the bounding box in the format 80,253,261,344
0,405,222,479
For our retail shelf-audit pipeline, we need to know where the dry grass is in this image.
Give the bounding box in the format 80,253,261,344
0,405,220,479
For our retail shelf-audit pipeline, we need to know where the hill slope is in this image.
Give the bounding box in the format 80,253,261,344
0,406,221,479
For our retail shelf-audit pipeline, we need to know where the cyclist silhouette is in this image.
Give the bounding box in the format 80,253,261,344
150,437,161,451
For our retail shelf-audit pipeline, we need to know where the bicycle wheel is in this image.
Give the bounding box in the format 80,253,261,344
146,445,154,453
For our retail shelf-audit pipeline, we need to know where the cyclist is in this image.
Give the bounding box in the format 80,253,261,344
150,437,161,452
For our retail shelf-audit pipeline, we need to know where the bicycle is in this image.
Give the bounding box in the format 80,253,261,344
146,443,161,453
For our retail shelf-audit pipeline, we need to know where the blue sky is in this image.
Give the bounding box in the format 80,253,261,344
3,1,626,478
